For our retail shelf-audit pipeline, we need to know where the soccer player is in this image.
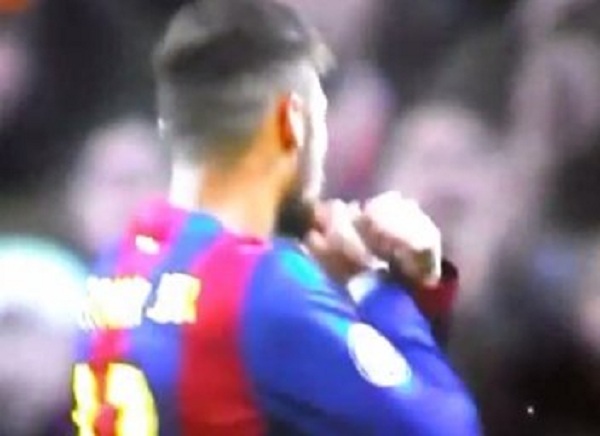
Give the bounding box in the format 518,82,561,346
72,0,480,435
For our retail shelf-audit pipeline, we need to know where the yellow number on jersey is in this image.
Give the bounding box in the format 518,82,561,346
72,363,158,435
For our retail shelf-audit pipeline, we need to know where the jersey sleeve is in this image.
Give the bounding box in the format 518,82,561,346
240,247,480,436
387,259,460,347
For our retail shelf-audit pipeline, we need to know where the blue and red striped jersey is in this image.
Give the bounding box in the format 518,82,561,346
72,200,480,436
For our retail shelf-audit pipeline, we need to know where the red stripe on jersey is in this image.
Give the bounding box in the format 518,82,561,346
179,234,268,436
88,202,187,435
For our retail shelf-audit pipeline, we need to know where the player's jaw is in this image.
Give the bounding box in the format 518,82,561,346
276,80,328,239
275,141,325,239
276,124,327,238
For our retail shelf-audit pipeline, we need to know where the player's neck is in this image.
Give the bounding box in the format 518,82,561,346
169,160,279,238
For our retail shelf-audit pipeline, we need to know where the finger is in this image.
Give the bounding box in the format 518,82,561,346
353,212,372,241
348,201,362,222
363,191,404,216
401,205,441,252
333,224,373,264
365,197,441,257
309,208,368,259
361,193,443,281
370,190,405,204
311,202,332,233
392,245,437,276
388,210,441,282
317,200,344,231
363,194,415,232
354,216,392,260
328,201,361,239
304,229,328,257
364,197,429,246
333,218,376,265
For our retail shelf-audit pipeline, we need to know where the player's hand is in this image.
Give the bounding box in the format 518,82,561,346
304,200,374,284
354,191,442,287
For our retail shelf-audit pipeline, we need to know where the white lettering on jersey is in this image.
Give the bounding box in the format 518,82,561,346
83,273,201,329
146,273,201,324
85,276,152,329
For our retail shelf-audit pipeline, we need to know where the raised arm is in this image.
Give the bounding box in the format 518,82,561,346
240,250,480,436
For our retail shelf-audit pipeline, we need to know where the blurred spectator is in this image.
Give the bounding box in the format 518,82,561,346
513,0,596,48
0,0,599,434
375,8,600,431
379,103,511,310
0,18,30,129
377,25,520,311
0,2,122,434
278,0,394,199
577,239,600,361
510,0,600,210
0,0,28,14
511,6,600,431
0,237,84,436
375,0,465,107
374,0,518,108
66,115,170,262
0,0,139,198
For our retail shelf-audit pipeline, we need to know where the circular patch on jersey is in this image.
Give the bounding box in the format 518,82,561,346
347,323,412,388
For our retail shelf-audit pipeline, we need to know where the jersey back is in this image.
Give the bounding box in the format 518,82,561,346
72,201,481,436
73,205,269,436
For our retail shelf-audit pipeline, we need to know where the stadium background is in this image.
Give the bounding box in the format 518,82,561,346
0,0,599,434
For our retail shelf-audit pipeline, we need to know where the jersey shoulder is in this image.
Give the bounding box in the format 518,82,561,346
191,235,325,295
92,203,224,275
243,237,351,329
257,238,332,293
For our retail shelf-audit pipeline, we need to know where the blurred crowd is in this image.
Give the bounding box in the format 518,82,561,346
0,0,599,435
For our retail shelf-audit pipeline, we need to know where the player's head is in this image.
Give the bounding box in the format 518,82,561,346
155,0,331,235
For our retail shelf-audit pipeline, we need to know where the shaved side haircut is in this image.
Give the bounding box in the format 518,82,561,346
154,0,331,161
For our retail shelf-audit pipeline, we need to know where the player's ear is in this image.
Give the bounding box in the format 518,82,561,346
278,92,306,154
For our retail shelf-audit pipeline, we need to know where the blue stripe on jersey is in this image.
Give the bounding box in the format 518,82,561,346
242,245,364,435
127,212,222,436
239,240,480,435
92,241,122,277
75,242,123,363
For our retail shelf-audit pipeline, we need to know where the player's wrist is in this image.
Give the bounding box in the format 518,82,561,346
387,247,441,289
386,258,459,320
347,269,383,304
346,258,392,303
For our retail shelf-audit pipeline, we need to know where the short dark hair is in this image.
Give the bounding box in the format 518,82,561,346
154,0,330,160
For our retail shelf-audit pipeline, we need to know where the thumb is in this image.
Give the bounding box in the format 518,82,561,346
304,229,328,257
